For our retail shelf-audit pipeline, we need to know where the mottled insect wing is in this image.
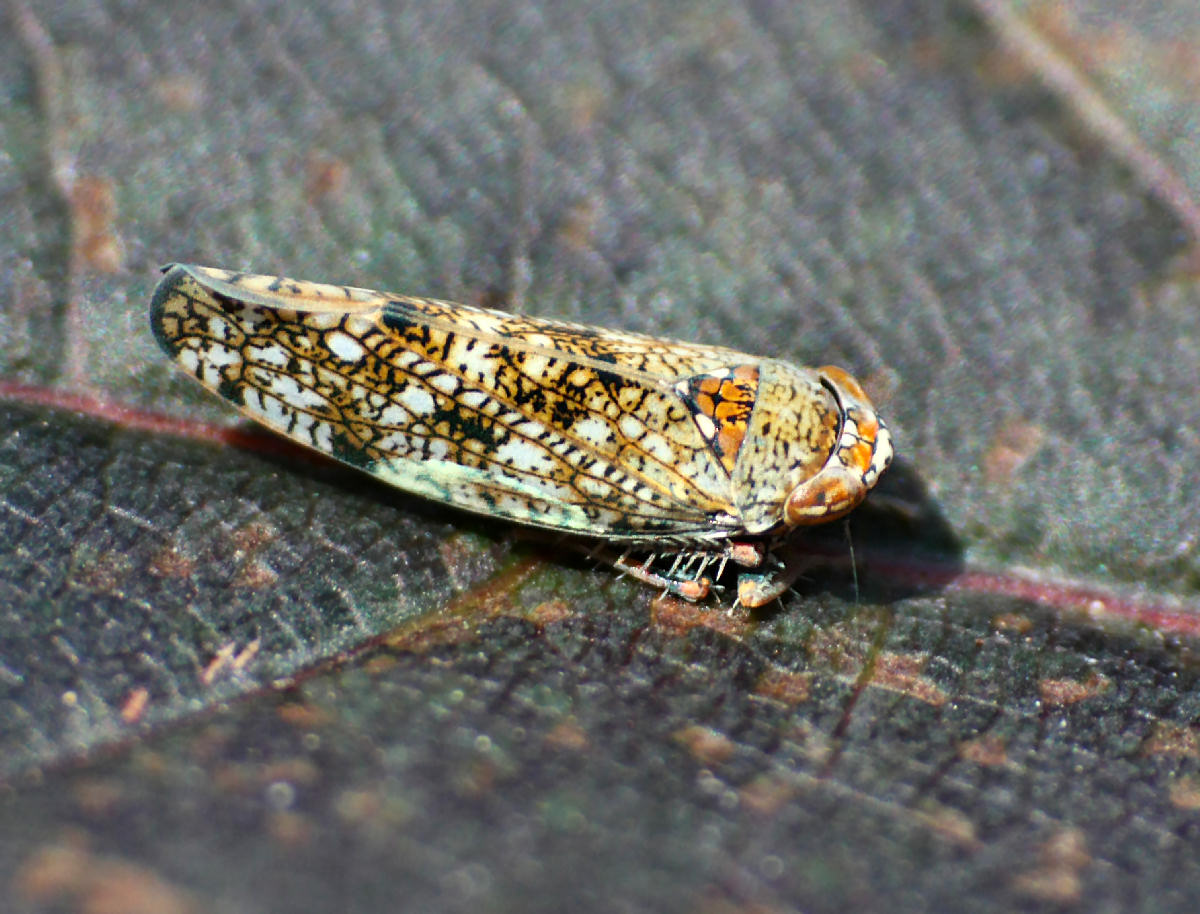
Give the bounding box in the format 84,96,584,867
153,265,737,541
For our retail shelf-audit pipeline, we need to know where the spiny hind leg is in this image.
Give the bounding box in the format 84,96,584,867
616,541,770,604
612,550,718,602
533,537,715,602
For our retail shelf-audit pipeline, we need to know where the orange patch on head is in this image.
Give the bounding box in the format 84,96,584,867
853,411,878,440
846,440,874,473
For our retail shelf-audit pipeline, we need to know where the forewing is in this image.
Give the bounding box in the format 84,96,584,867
151,266,742,543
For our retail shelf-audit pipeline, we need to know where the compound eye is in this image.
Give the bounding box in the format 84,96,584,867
783,366,893,527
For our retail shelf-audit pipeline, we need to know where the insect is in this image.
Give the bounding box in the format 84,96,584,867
150,264,892,607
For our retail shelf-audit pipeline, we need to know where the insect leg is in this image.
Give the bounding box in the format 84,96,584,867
613,553,713,602
723,540,766,568
731,542,830,608
733,567,795,608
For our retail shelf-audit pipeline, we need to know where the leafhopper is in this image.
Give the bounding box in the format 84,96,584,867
151,264,892,606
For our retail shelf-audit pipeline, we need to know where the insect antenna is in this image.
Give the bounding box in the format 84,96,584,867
844,519,860,604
